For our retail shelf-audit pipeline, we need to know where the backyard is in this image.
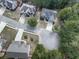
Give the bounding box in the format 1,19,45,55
3,8,20,22
22,32,39,56
0,26,17,49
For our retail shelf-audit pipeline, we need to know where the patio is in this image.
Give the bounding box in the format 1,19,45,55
39,29,59,50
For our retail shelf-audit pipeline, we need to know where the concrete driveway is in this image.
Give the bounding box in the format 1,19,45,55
39,29,59,50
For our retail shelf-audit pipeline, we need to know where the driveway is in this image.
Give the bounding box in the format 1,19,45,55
39,29,59,50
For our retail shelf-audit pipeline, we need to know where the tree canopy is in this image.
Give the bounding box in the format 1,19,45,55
27,17,38,27
32,0,70,9
59,3,79,59
32,44,63,59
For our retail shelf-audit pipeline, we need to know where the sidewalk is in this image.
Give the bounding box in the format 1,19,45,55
0,7,6,15
0,22,6,33
15,16,25,41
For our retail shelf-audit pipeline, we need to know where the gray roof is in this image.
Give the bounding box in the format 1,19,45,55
6,41,30,59
20,4,36,16
41,8,57,22
7,41,30,53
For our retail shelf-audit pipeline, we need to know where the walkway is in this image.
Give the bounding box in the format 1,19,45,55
0,21,6,33
0,7,6,15
15,16,25,41
0,7,6,33
15,29,24,41
46,23,53,32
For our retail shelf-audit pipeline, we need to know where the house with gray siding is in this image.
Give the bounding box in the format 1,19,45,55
6,41,30,59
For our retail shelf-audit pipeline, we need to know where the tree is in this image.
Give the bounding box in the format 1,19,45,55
32,0,50,9
32,0,69,9
58,3,79,21
32,44,63,59
27,17,38,27
58,3,79,59
58,7,72,21
32,44,46,59
72,3,79,15
59,20,79,59
48,0,69,9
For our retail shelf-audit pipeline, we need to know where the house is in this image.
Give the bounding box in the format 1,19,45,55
3,0,18,10
6,41,30,59
20,4,36,17
40,8,57,23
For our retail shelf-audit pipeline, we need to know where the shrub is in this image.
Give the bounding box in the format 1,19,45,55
27,17,38,27
32,44,63,59
58,7,72,21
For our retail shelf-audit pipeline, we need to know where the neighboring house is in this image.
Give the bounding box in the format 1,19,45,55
6,41,30,59
40,8,57,23
3,0,18,10
20,4,36,17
